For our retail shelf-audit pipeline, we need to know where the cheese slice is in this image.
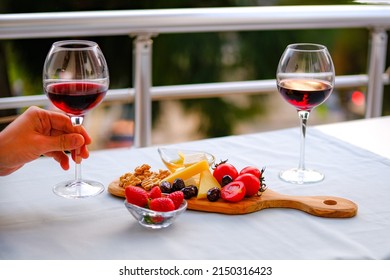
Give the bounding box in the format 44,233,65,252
163,159,209,184
197,169,221,199
184,175,200,187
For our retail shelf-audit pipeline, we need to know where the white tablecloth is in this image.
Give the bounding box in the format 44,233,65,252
1,120,390,260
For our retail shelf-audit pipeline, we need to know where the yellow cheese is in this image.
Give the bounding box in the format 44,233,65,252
184,175,200,187
197,169,221,199
163,159,209,184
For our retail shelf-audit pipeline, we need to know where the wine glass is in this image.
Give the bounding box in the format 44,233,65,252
276,43,335,184
43,40,109,198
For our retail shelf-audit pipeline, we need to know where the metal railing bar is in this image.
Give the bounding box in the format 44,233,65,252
366,29,388,118
1,6,390,39
151,75,372,100
0,74,378,110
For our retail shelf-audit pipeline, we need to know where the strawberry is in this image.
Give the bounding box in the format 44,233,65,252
149,197,175,212
168,191,184,209
125,186,149,207
148,186,162,199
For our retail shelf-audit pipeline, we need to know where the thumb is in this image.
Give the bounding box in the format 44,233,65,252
60,134,85,151
44,134,85,152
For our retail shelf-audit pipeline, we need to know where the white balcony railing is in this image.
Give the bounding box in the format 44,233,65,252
1,5,390,147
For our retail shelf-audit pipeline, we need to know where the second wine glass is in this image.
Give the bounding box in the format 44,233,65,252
276,43,335,184
43,40,109,198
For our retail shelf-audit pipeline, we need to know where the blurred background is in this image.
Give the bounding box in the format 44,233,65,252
0,0,389,150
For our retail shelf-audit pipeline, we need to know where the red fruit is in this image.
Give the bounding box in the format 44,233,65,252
220,181,246,202
168,191,184,209
125,186,149,207
213,160,238,185
239,166,261,179
149,197,175,212
235,173,261,197
149,186,162,199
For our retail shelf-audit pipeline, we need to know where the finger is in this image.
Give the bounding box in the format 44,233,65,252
80,144,90,159
36,134,84,163
50,127,92,150
44,151,70,170
36,108,91,143
73,125,92,145
59,134,86,152
71,145,89,162
35,107,74,133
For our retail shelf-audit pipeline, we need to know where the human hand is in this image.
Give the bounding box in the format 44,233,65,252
0,106,91,176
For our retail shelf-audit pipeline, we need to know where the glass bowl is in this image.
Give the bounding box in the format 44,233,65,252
124,199,187,229
158,147,215,173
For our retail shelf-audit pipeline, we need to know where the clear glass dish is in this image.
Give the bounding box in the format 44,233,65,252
124,199,187,229
157,147,215,173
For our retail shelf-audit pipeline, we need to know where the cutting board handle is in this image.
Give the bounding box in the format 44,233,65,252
264,190,358,218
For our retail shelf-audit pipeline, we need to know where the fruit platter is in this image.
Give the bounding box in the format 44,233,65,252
108,148,358,218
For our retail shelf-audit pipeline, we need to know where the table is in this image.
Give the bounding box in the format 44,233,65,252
316,116,390,159
1,116,390,260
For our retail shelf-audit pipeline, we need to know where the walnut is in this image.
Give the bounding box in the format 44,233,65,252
119,173,142,188
141,177,160,191
156,169,171,180
134,164,151,175
118,164,171,190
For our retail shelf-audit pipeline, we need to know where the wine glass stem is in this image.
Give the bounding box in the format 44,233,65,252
75,151,82,182
298,110,310,171
71,116,84,183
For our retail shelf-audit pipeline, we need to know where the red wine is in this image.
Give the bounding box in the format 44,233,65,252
46,82,107,115
277,79,333,111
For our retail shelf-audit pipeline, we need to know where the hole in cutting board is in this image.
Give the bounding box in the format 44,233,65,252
323,199,337,205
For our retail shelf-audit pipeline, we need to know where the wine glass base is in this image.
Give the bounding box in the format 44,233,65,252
279,168,324,184
53,180,105,199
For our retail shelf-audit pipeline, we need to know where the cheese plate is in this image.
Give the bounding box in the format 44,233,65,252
108,179,357,218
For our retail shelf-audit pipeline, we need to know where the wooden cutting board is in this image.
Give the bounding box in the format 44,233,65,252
108,180,357,218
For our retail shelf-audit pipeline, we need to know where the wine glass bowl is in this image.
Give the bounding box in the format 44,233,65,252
43,40,109,198
276,43,335,184
277,79,333,112
45,82,107,117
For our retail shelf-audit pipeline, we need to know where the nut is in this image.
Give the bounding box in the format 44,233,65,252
119,164,171,190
